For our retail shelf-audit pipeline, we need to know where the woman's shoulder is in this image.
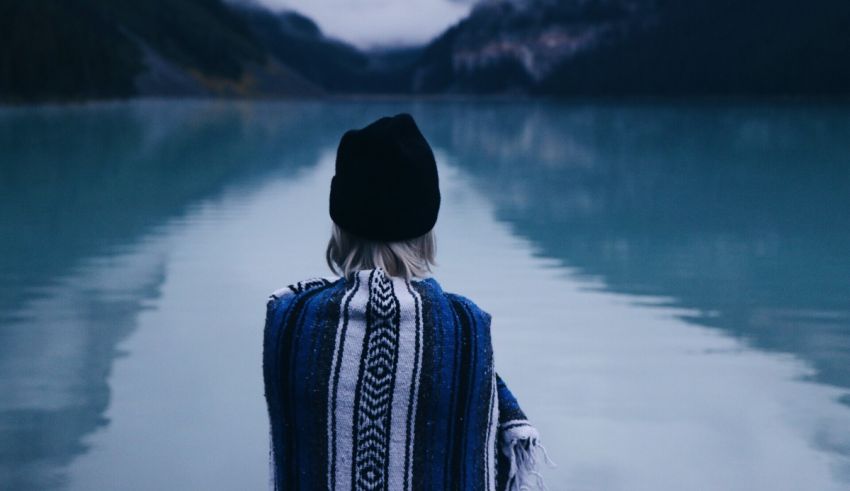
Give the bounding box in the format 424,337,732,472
446,292,493,324
269,277,337,300
266,276,341,312
416,278,493,325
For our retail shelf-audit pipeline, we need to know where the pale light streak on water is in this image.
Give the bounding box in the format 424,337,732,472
1,100,849,490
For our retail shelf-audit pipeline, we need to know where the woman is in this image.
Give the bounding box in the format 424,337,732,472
263,114,548,490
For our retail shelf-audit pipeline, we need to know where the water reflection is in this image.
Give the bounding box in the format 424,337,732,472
416,101,850,488
0,100,331,319
0,244,167,489
420,101,850,394
0,100,340,489
1,100,849,489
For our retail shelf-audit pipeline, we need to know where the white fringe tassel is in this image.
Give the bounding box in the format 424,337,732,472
501,424,556,491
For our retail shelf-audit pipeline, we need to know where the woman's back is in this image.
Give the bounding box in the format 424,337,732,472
265,268,510,490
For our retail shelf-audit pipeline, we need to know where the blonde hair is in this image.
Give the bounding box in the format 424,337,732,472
326,224,436,280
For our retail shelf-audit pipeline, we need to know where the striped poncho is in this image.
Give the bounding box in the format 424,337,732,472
263,268,548,490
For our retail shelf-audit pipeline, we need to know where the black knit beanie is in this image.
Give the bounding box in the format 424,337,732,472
329,113,440,242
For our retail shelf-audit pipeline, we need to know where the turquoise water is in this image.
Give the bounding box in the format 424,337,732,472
1,99,849,490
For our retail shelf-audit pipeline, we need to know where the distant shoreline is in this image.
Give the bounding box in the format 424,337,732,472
3,93,850,110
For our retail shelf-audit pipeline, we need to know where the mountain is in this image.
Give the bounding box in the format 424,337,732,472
411,0,659,93
0,0,407,102
228,3,420,93
410,0,850,96
2,0,849,101
0,0,291,101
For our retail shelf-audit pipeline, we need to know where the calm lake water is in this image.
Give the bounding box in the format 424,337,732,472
1,99,849,490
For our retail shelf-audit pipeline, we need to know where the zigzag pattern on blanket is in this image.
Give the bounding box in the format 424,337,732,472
352,269,401,489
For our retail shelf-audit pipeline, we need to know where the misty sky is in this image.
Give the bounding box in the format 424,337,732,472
254,0,475,48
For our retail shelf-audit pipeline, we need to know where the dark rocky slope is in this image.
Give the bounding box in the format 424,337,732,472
410,0,850,96
0,0,401,102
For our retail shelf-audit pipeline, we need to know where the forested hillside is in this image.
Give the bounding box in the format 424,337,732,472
410,0,850,95
0,0,268,100
2,0,849,101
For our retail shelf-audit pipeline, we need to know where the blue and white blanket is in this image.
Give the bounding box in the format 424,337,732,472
264,268,549,490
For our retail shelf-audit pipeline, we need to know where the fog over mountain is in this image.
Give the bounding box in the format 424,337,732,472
250,0,472,48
